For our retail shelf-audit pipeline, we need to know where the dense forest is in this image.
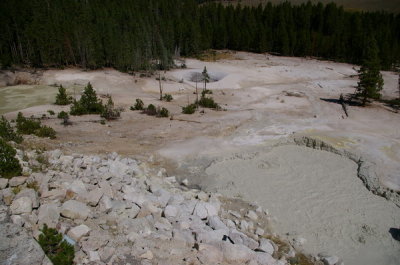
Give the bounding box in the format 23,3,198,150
0,0,399,71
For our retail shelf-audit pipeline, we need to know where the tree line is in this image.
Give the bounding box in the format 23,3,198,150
0,0,399,71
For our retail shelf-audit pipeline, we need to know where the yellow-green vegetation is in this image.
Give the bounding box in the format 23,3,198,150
27,181,39,192
197,50,234,62
12,186,22,194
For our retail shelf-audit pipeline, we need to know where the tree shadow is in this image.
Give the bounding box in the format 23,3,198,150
389,227,400,241
319,97,364,107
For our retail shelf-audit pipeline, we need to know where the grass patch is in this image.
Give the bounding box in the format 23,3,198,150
197,50,233,62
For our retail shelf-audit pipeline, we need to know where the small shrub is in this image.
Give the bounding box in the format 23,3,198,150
27,180,39,191
182,104,197,114
157,107,169,117
35,126,56,139
100,120,106,125
55,85,71,105
38,224,74,265
57,111,70,126
196,96,220,109
47,110,55,116
0,116,23,143
101,97,120,120
12,186,22,194
16,113,56,138
131,98,144,111
201,89,213,96
144,104,157,116
57,111,69,120
162,94,173,102
16,112,41,135
0,138,22,179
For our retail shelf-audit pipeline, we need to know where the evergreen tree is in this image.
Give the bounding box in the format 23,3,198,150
356,36,384,105
0,138,22,179
55,85,70,105
202,66,210,92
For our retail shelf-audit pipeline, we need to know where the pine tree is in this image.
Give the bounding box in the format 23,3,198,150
0,138,22,179
355,36,384,106
202,66,210,92
55,85,70,105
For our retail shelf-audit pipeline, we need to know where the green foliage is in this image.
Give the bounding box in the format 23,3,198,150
1,1,399,71
0,116,23,143
355,36,384,105
16,112,41,135
57,111,69,120
196,96,220,109
144,104,157,116
35,126,56,139
0,138,22,179
182,103,197,114
162,94,173,102
201,89,213,97
70,83,104,115
47,110,55,116
55,85,71,105
38,224,74,265
101,97,120,120
157,107,169,117
131,98,144,111
16,112,56,139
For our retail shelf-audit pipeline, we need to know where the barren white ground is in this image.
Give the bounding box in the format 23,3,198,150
1,51,399,264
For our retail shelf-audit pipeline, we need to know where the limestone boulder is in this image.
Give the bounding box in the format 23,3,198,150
61,200,91,220
10,197,32,215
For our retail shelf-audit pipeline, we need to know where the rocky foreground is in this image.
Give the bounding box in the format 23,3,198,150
0,149,339,265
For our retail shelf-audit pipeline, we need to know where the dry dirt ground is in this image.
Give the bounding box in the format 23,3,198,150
1,51,400,264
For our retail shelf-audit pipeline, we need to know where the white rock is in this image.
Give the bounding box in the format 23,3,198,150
123,192,146,207
255,252,278,265
0,178,8,189
89,251,101,262
15,189,39,208
164,205,179,219
172,229,195,245
85,188,103,206
258,238,274,255
321,255,340,265
153,189,171,208
9,177,27,187
228,210,241,218
181,178,189,186
167,194,184,205
197,191,209,201
11,215,25,226
256,227,265,236
99,246,115,262
246,210,258,221
140,250,154,260
99,195,113,213
138,201,161,218
67,224,91,241
61,200,91,220
2,188,14,205
221,242,254,263
208,216,228,231
198,244,223,264
38,203,60,228
194,202,218,219
69,180,87,195
197,229,227,244
10,197,32,215
240,220,250,231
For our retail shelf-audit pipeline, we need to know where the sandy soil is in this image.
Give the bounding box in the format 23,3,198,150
1,51,399,264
